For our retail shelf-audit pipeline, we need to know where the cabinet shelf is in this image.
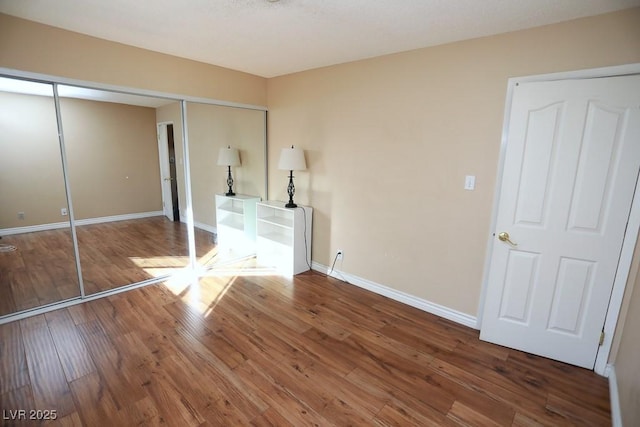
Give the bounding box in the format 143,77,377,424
218,216,244,231
257,232,291,246
217,204,244,215
215,194,260,258
256,201,312,275
257,215,294,229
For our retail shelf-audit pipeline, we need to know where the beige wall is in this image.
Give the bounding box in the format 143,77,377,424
60,98,162,219
0,91,68,228
267,7,640,317
187,103,266,228
0,13,267,107
616,263,640,426
268,8,640,424
0,91,162,226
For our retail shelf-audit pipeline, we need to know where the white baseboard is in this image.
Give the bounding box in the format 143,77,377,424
608,364,623,427
0,221,69,236
75,211,164,226
194,221,217,235
0,211,164,236
311,261,479,330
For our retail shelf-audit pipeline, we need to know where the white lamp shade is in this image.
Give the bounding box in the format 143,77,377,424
278,146,306,171
217,146,240,166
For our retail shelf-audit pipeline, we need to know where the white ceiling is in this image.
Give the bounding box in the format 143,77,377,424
1,0,638,78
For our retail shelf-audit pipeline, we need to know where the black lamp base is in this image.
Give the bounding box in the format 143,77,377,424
225,166,235,197
285,170,298,208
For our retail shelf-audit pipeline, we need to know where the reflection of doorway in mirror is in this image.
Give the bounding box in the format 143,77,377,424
158,122,180,222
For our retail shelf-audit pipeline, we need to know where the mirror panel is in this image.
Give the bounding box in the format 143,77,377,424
59,87,189,294
186,102,267,266
0,78,80,315
0,74,269,319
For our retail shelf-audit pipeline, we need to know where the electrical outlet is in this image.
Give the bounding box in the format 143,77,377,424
61,208,68,216
336,250,343,260
17,212,25,220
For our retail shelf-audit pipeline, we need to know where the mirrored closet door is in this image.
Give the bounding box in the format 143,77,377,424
0,73,269,321
57,87,191,295
186,101,267,267
0,78,80,316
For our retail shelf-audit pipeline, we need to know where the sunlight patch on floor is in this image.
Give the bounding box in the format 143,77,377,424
152,255,282,316
129,255,190,269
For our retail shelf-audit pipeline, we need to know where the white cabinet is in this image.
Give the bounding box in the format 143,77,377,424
256,201,312,275
215,194,260,258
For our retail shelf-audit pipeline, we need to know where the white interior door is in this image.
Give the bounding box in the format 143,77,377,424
480,75,640,369
157,123,173,220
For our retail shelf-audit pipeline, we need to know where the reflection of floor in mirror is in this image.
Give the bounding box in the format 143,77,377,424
0,229,82,316
0,216,216,317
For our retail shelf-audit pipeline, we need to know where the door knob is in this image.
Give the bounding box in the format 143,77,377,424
498,232,517,246
164,177,172,181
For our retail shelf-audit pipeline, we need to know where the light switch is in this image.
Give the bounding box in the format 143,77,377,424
464,175,476,190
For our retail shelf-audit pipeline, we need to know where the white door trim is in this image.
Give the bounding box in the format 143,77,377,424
478,63,640,376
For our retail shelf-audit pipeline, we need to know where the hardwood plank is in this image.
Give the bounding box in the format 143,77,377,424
44,309,96,382
511,412,545,427
123,396,163,426
168,325,269,419
19,315,76,419
249,407,295,427
223,277,318,336
0,384,35,424
346,367,458,425
348,323,436,368
68,372,124,427
197,396,252,426
107,293,182,362
373,399,459,427
0,284,18,317
66,303,97,326
443,346,548,404
233,359,330,426
545,392,610,426
230,334,333,418
420,361,517,426
378,318,461,354
9,270,40,312
340,335,456,414
506,351,610,409
110,331,206,426
316,296,392,331
429,357,568,425
47,411,84,427
75,320,147,410
0,321,29,395
446,400,511,427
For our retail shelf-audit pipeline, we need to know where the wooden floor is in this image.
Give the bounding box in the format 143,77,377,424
0,217,216,316
0,270,610,426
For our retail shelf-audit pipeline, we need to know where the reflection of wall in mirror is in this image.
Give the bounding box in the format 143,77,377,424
0,91,163,229
62,97,162,220
187,103,266,231
0,91,67,228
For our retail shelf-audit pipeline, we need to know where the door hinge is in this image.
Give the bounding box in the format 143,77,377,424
599,330,605,346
